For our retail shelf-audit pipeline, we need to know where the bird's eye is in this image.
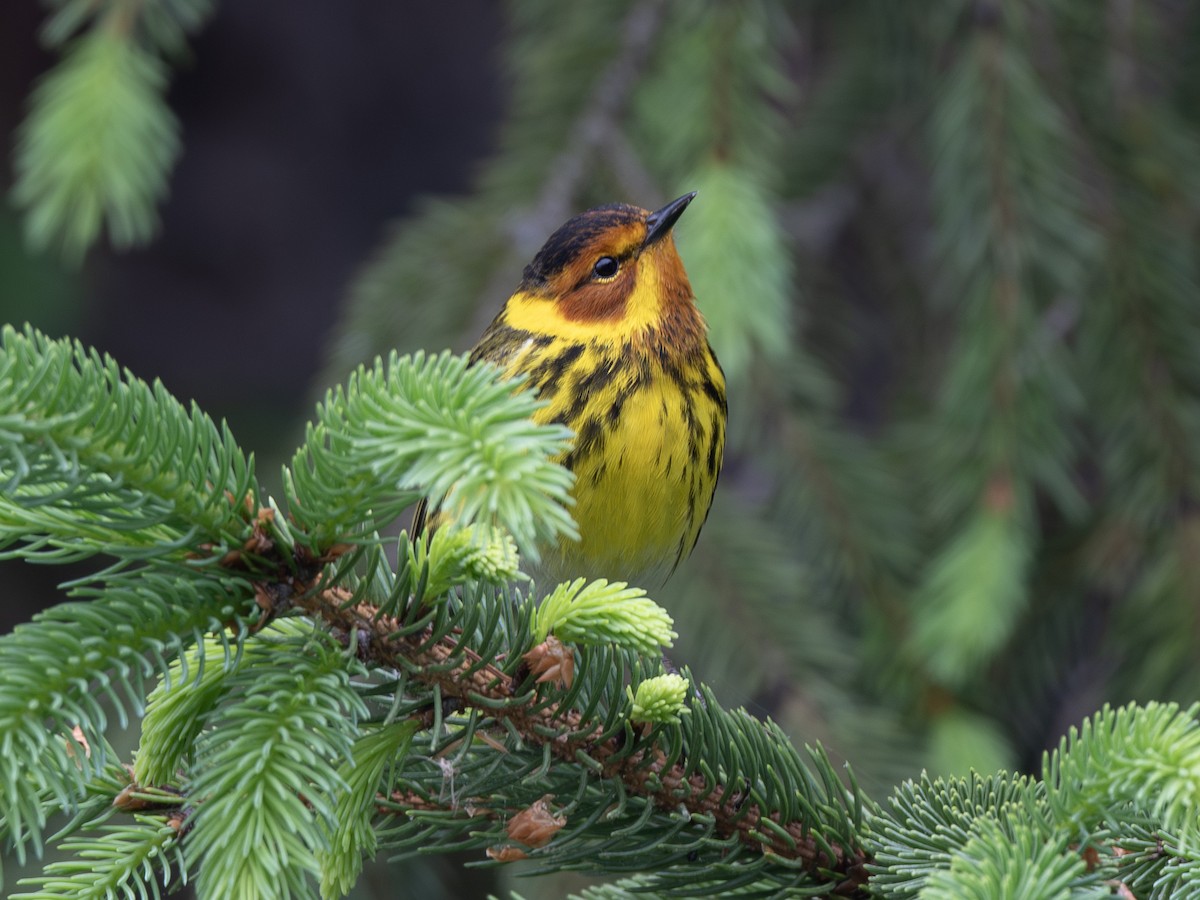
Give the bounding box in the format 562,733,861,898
592,256,619,279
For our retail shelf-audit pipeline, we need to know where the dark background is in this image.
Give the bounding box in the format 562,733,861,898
2,2,504,631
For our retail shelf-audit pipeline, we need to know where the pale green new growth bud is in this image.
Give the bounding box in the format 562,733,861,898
628,674,691,725
410,523,524,602
462,525,522,584
533,578,677,655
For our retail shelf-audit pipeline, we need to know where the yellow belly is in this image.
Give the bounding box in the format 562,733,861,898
509,338,725,589
540,392,696,586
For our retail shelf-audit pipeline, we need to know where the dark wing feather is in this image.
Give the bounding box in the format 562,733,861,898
410,496,431,541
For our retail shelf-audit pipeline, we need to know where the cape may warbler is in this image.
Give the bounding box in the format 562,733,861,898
421,193,726,587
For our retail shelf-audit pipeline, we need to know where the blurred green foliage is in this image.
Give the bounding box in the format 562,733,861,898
12,0,1200,800
322,0,1200,792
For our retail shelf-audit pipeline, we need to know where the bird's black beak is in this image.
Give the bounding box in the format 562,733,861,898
643,192,696,249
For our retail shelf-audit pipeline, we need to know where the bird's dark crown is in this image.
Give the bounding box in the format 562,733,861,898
519,204,645,291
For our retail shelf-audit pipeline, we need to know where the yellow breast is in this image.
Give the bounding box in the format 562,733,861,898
499,332,726,588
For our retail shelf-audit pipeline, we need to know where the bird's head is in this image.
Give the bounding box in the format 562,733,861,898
504,193,700,340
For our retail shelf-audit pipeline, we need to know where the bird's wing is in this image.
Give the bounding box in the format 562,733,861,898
409,496,431,541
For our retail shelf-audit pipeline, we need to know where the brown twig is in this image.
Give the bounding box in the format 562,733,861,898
285,576,871,895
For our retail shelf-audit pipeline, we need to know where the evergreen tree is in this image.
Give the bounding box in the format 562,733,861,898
5,1,1200,897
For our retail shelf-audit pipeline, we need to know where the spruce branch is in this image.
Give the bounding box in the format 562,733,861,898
870,703,1200,898
632,0,792,182
1043,701,1200,836
0,573,250,865
12,30,177,261
1064,33,1200,697
10,816,185,900
406,523,523,603
13,0,214,260
184,624,367,899
273,579,871,894
679,162,793,384
1108,824,1199,900
5,322,1200,897
908,504,1033,687
319,721,419,898
134,635,279,787
39,0,214,51
908,2,1097,726
8,3,1200,895
532,578,677,655
285,350,576,561
920,816,1090,900
0,324,256,562
0,326,584,893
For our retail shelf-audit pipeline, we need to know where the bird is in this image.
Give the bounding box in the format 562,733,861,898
417,192,726,589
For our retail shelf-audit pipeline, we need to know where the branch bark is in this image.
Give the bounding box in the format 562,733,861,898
283,572,871,895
